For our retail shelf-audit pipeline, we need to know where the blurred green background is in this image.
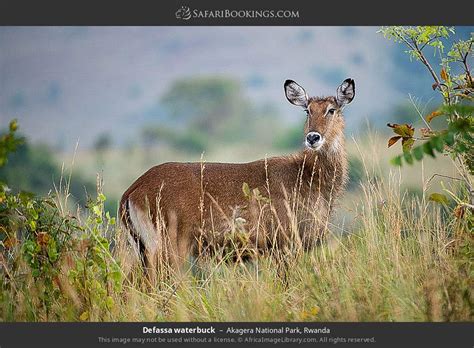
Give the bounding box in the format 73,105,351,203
0,27,472,214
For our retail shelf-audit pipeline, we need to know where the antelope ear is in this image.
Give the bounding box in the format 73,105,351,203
336,78,355,107
284,80,308,108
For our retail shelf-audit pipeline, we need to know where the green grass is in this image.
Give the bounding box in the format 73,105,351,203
1,136,472,322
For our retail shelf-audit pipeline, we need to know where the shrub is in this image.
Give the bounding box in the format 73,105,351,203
0,121,122,321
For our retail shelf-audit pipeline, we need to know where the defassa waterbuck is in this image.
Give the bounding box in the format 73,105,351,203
119,78,355,276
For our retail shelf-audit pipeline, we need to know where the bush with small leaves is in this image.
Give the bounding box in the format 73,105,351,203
1,120,122,321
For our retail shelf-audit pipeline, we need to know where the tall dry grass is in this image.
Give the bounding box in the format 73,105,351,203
111,171,469,321
1,137,472,322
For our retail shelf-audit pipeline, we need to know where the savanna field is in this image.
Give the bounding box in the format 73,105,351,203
0,26,473,322
0,128,472,322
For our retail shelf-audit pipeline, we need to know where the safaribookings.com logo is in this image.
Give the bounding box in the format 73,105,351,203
175,6,299,20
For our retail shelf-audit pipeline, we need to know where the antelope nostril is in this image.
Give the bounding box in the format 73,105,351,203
306,132,321,144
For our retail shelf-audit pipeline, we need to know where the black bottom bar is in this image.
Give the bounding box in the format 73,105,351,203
0,322,472,348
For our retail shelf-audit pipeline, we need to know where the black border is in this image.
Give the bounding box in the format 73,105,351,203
0,1,473,347
0,322,473,347
0,0,473,25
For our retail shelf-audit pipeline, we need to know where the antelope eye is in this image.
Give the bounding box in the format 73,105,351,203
327,108,336,116
304,109,310,116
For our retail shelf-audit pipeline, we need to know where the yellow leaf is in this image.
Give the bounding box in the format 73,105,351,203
388,136,402,148
310,306,320,316
79,311,89,321
242,182,250,198
106,296,114,310
426,110,442,123
387,123,414,137
440,68,448,81
453,205,465,219
429,193,449,205
9,120,18,132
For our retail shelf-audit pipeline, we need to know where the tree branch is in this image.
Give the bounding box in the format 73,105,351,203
458,40,473,86
412,40,443,92
393,29,445,98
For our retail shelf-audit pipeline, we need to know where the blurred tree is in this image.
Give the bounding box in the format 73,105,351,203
273,123,304,151
141,128,159,150
160,76,250,135
141,75,278,154
0,138,94,205
93,133,112,153
93,133,112,166
0,120,23,168
141,126,207,154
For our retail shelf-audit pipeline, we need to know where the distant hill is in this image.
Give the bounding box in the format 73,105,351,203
0,26,471,150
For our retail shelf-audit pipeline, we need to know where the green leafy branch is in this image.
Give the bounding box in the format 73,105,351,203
0,120,23,168
388,105,474,170
1,119,122,320
380,27,473,181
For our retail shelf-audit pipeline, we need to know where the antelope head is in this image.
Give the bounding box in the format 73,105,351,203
284,78,355,153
